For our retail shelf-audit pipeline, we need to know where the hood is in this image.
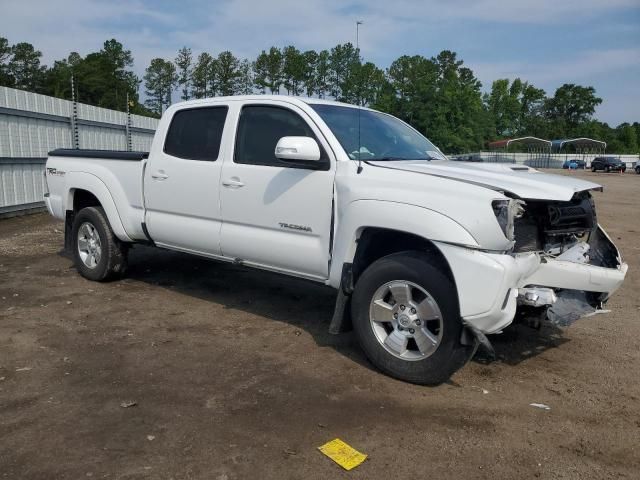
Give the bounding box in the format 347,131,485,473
368,160,602,201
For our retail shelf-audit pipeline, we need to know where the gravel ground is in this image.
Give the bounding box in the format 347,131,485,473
1,168,638,479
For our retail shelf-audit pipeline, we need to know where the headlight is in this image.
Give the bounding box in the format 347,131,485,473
492,199,525,241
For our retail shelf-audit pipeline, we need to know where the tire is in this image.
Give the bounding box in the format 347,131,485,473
72,206,128,281
591,166,597,172
605,166,610,173
351,251,472,385
636,167,640,175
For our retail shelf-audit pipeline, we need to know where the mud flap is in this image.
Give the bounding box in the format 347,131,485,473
329,288,352,334
462,323,495,359
64,210,75,253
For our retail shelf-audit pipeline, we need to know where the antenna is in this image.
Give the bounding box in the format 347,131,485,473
357,106,363,173
356,20,364,174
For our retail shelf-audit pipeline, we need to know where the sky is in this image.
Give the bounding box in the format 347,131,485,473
1,0,639,125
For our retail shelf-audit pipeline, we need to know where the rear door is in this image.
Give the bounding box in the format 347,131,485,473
143,105,229,255
219,102,335,280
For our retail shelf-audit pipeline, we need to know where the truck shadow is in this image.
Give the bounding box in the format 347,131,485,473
123,245,569,373
473,323,570,366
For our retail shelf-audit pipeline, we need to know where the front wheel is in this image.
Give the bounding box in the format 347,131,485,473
636,167,640,174
72,206,128,281
351,251,472,385
591,166,597,172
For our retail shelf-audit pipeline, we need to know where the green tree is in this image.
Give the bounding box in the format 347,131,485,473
424,51,487,152
617,123,638,153
0,37,13,86
380,55,437,124
328,43,360,101
352,62,386,106
237,59,254,95
143,58,177,114
252,51,269,94
544,83,602,136
315,50,331,98
0,37,11,65
42,52,83,99
191,52,213,98
54,40,141,111
96,39,138,108
253,47,283,94
282,45,305,95
301,50,318,97
102,39,133,71
8,42,45,91
175,46,192,101
216,51,240,96
485,78,546,138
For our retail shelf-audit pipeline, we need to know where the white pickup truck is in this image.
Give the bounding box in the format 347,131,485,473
44,96,628,384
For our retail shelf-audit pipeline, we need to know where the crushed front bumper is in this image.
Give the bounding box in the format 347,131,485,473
435,225,628,334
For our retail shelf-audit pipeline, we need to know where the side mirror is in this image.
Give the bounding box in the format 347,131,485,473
275,136,321,162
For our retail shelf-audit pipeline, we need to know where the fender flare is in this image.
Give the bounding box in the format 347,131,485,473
328,199,479,288
64,171,132,242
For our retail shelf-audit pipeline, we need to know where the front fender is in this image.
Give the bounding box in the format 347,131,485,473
329,200,479,287
64,172,132,242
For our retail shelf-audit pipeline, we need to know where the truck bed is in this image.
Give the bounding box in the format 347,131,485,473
45,149,149,242
48,149,149,161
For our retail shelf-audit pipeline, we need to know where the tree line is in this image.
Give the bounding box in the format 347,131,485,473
1,36,638,154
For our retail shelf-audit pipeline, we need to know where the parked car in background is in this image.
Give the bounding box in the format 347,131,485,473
635,160,640,174
591,156,626,173
562,159,586,169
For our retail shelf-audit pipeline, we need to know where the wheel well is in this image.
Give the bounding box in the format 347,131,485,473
64,189,102,251
328,227,460,336
73,189,101,212
351,228,455,288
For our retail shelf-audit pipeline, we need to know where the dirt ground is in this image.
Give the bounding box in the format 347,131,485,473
1,169,638,479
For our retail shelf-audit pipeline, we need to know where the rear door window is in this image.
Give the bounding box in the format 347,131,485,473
164,107,228,161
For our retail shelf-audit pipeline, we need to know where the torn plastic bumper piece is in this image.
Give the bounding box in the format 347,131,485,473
546,290,607,327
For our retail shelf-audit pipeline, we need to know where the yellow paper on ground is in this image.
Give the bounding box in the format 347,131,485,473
318,438,367,470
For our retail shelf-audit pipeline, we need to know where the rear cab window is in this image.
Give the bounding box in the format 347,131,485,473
164,106,228,161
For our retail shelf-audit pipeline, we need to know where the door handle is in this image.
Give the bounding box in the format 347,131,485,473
222,177,245,188
151,170,169,180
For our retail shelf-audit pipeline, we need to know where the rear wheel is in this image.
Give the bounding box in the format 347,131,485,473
636,167,640,174
72,206,128,281
351,251,472,385
605,165,610,172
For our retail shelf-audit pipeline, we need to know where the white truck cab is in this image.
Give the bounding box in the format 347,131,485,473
44,96,628,384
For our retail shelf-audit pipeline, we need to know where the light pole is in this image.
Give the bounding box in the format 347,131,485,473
356,20,363,51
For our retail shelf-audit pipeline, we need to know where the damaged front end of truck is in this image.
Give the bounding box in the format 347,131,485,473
511,190,627,328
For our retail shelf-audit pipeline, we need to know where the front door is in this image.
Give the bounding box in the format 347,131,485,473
143,105,229,255
219,103,335,280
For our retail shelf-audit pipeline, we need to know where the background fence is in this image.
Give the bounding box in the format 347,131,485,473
0,86,158,217
452,151,639,168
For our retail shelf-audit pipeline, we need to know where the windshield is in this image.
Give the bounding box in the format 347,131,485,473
310,104,447,161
